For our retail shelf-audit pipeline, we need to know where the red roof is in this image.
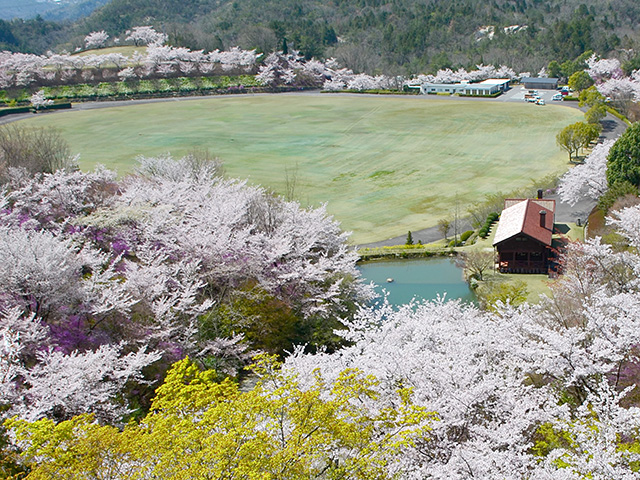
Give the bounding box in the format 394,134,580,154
493,199,555,247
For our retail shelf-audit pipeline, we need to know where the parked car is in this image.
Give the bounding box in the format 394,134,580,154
552,93,563,101
536,98,545,105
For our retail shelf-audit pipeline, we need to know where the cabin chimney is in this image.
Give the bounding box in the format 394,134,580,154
537,189,543,199
539,210,547,228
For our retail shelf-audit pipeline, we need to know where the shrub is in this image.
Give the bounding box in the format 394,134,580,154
76,84,96,98
478,212,500,237
157,79,174,92
57,85,76,99
460,230,474,242
96,82,114,97
137,80,155,93
14,90,30,102
598,181,639,213
179,78,197,92
200,77,218,89
0,124,75,178
116,82,135,95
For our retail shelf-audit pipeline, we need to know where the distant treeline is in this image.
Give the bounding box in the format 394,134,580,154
2,0,640,74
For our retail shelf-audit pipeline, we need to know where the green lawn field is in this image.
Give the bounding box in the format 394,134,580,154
17,94,583,244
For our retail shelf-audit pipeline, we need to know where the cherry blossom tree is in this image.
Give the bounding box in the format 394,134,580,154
84,31,109,50
215,46,260,71
256,52,295,86
125,26,167,47
0,307,44,407
406,64,517,86
117,66,136,80
0,44,263,89
597,76,640,115
586,53,623,83
0,304,160,424
286,299,556,478
0,153,368,425
323,78,346,90
15,344,161,423
558,139,615,206
29,90,53,110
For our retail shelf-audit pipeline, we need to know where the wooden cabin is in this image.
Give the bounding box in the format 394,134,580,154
492,198,555,274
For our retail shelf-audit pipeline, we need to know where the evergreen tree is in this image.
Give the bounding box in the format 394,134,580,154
607,122,640,187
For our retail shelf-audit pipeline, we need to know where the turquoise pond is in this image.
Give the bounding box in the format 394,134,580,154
357,257,476,306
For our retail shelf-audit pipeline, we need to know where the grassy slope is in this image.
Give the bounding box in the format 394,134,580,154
17,95,583,243
73,45,147,57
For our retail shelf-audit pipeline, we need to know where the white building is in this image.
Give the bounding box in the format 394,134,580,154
412,78,510,96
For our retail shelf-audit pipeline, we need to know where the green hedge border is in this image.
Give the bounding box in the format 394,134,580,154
1,75,265,106
0,102,72,118
0,106,31,117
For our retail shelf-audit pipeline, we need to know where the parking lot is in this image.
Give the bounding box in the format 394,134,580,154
498,85,568,105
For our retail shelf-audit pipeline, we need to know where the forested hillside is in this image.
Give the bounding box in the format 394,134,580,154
0,0,109,21
2,0,640,73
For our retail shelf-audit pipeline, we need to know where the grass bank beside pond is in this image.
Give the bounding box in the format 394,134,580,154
360,220,585,305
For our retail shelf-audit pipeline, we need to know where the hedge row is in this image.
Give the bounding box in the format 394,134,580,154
0,102,72,118
41,75,261,101
0,106,31,117
0,76,262,106
40,103,72,111
478,212,500,238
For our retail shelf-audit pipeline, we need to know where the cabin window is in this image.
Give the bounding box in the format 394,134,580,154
501,252,514,261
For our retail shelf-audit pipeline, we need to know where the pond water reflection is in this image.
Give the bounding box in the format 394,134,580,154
358,257,476,307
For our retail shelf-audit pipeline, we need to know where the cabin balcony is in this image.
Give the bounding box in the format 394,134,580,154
498,260,547,274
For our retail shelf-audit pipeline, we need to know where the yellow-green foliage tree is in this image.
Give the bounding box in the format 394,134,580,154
531,396,640,477
478,280,529,312
7,355,434,480
556,122,601,162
